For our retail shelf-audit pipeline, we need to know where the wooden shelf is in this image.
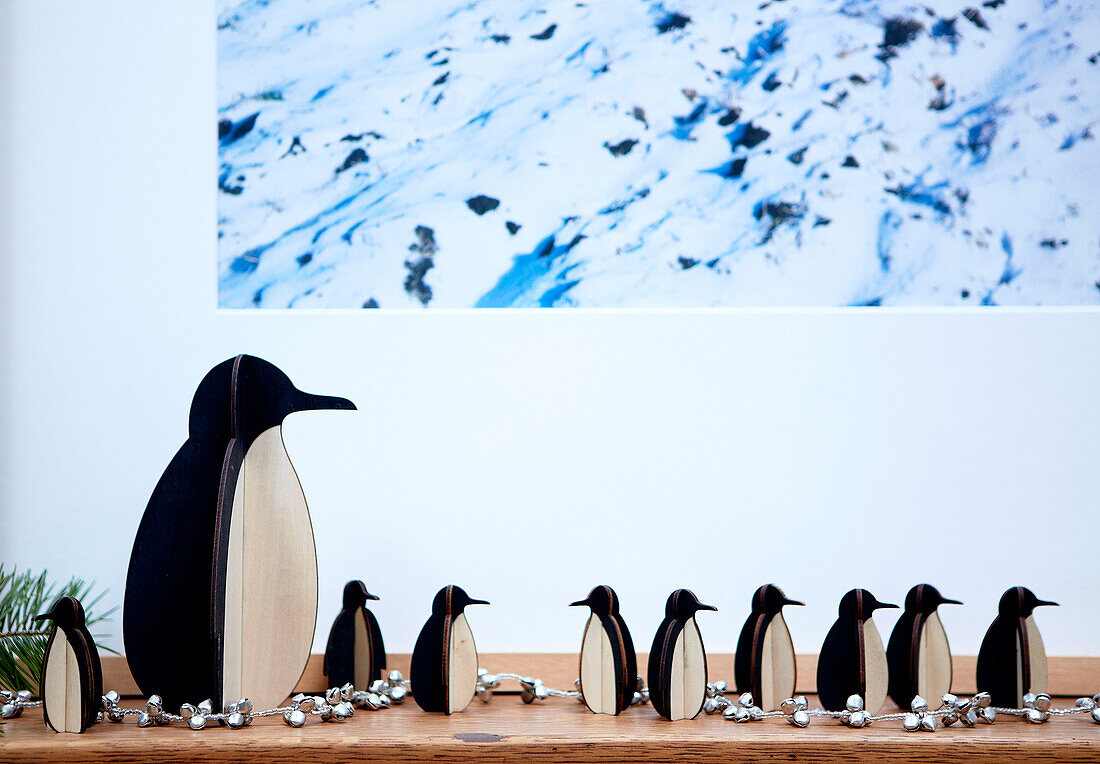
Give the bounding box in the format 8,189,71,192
5,693,1099,763
6,653,1097,762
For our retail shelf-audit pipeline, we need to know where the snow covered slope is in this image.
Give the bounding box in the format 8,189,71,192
217,0,1099,307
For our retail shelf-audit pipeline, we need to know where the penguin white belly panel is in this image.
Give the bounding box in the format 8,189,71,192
761,613,796,711
222,426,318,709
354,612,372,689
1022,615,1048,697
862,619,889,713
447,613,478,714
44,636,82,733
917,612,953,702
669,620,706,721
579,614,617,714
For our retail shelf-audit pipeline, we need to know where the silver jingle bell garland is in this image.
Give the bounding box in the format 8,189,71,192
3,679,1099,731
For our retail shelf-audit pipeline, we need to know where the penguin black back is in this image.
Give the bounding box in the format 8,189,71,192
35,597,101,733
977,587,1058,706
734,584,803,710
124,354,355,709
817,589,897,712
324,581,386,689
571,585,637,715
410,586,489,714
886,584,961,708
647,589,716,721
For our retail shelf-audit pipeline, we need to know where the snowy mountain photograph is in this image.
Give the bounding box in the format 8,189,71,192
217,0,1099,308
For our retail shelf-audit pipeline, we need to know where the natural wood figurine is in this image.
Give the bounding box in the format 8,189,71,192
647,589,716,721
324,581,386,689
734,584,803,711
410,586,489,714
35,596,103,733
976,586,1058,706
886,584,961,708
123,354,355,710
570,585,637,715
817,589,897,712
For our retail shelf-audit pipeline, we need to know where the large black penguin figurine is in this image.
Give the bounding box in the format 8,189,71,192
817,589,897,712
570,585,638,715
324,581,386,689
647,589,716,721
976,586,1058,706
124,355,355,710
410,585,489,714
734,584,803,711
886,584,961,708
35,597,102,733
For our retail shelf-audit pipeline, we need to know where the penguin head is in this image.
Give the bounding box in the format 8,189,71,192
189,355,356,444
570,585,619,616
665,589,717,620
34,596,86,630
998,587,1058,617
342,580,379,609
752,584,804,614
903,584,961,614
432,585,489,617
838,589,897,621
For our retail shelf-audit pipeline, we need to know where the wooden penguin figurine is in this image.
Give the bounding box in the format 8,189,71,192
410,585,489,714
647,589,716,721
976,586,1058,706
324,581,386,689
734,584,803,710
570,585,638,715
817,589,897,712
886,584,961,708
35,597,102,733
124,354,355,709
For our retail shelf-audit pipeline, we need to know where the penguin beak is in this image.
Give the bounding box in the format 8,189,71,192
32,613,51,622
365,593,380,601
876,602,899,610
296,391,357,412
1036,599,1059,607
940,597,963,606
785,598,805,607
569,599,590,607
468,598,490,606
697,603,718,612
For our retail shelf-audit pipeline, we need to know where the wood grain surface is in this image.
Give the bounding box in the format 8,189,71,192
4,692,1098,764
90,653,1100,700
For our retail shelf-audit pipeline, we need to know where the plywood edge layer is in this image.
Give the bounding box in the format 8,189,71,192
87,653,1100,700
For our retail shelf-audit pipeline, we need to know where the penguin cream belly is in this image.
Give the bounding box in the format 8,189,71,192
447,613,478,714
579,614,618,714
917,611,952,702
669,620,707,721
759,612,796,712
220,426,318,710
43,636,83,733
353,610,374,689
862,619,889,713
1019,615,1048,698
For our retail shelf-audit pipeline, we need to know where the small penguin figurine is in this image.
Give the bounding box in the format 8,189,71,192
570,585,638,715
323,581,386,689
34,597,102,733
886,584,962,708
817,589,897,712
124,355,355,709
976,586,1058,706
734,584,804,711
647,589,716,721
410,585,489,714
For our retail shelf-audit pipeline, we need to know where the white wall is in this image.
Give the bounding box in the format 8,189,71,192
1,1,1097,666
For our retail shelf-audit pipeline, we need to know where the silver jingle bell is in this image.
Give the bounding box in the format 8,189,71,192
226,712,247,729
703,697,721,715
198,699,214,715
903,713,920,732
1091,707,1100,725
910,695,928,713
340,683,355,702
285,708,307,728
388,685,408,703
1025,707,1047,724
137,712,156,728
369,679,387,695
791,709,810,728
188,714,207,730
387,669,404,684
333,702,354,721
845,694,864,713
1,703,20,719
325,687,342,704
236,698,253,715
105,690,120,705
920,714,937,732
106,706,125,723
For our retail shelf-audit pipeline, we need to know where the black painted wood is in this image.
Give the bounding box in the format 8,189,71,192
570,585,637,715
886,584,961,708
123,355,355,709
323,581,386,688
409,586,488,714
734,584,803,703
976,586,1058,706
646,589,715,721
35,597,100,733
816,589,896,712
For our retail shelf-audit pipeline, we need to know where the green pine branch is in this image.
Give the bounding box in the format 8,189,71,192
0,565,118,693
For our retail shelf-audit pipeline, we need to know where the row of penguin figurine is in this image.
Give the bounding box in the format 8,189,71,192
325,581,1058,720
